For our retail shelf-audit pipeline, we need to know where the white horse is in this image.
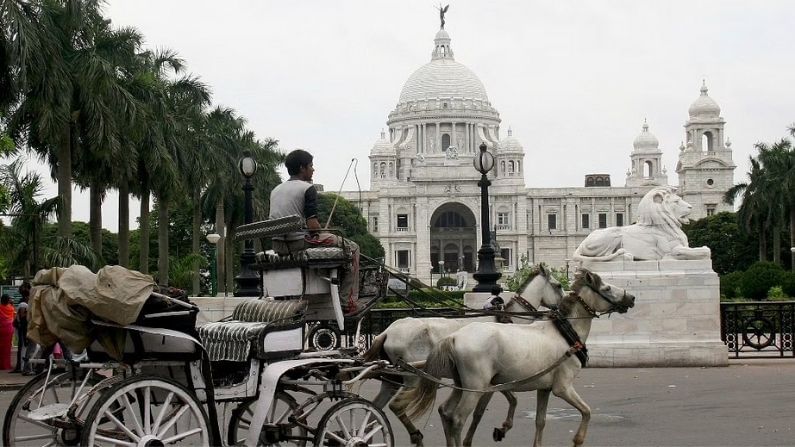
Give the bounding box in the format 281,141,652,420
401,268,636,447
363,264,565,446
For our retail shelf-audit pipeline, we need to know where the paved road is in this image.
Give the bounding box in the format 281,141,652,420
377,359,795,447
1,359,793,446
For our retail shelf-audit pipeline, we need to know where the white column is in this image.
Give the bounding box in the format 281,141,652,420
436,122,441,153
415,197,432,283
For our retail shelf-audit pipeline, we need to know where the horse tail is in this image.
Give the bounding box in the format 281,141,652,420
401,337,458,421
362,332,387,362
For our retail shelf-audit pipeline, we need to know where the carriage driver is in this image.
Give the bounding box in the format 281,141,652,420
269,149,360,313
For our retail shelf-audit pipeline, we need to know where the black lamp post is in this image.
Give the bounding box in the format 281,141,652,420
234,151,261,297
472,142,502,292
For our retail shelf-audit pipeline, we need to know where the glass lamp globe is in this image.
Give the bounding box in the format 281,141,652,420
206,233,221,244
238,152,258,178
473,143,495,174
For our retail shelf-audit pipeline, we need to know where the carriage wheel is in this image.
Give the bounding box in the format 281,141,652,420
308,323,341,351
228,392,307,446
81,375,214,446
2,369,97,447
313,398,393,447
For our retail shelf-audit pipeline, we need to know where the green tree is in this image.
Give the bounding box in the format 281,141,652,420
316,192,385,259
682,212,757,275
0,157,58,277
3,0,136,241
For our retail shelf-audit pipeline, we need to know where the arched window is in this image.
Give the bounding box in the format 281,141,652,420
702,131,714,152
388,162,394,177
508,160,515,175
442,133,451,151
379,162,386,178
516,160,521,173
643,160,653,178
500,160,506,176
373,162,378,175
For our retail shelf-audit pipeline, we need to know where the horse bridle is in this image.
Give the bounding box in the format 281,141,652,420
507,293,539,313
575,282,631,317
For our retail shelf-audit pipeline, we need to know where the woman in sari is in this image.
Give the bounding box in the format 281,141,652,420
0,294,16,370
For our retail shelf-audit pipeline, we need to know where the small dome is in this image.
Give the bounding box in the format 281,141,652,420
370,129,395,155
633,121,659,151
498,128,523,152
688,81,720,118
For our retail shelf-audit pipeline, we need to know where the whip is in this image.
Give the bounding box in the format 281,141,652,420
324,158,357,229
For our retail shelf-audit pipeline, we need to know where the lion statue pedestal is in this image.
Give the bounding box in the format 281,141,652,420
574,187,727,367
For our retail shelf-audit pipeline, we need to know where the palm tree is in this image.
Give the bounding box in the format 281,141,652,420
152,75,211,286
126,48,186,275
0,158,59,277
3,0,136,243
725,156,769,261
755,140,793,265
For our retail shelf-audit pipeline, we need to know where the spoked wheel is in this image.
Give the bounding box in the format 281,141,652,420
228,392,307,446
313,398,393,447
2,369,97,446
81,375,214,446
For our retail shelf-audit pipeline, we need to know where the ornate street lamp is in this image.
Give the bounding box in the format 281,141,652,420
206,233,221,296
472,142,501,292
234,151,261,297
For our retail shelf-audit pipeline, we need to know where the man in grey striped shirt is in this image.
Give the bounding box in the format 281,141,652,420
269,150,360,313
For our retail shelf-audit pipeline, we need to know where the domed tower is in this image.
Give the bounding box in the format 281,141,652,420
496,128,526,185
369,129,397,188
625,120,668,187
676,81,736,219
386,25,501,182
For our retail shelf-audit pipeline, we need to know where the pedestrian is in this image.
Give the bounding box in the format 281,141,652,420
12,282,30,373
482,285,504,311
0,294,16,370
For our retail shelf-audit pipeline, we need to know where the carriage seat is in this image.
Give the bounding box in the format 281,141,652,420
255,246,349,271
197,299,306,362
236,215,351,271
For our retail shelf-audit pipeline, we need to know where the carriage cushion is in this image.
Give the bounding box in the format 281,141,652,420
197,299,306,362
231,298,306,323
197,321,303,362
256,247,348,270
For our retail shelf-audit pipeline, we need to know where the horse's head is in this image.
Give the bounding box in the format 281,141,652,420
510,263,565,311
570,268,635,315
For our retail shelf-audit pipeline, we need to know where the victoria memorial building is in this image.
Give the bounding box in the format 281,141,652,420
340,24,736,284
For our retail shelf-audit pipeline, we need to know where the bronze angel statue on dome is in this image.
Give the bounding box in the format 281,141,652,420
438,4,449,29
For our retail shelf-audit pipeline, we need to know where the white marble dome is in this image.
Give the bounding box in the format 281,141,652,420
633,121,659,151
688,82,720,118
370,130,395,155
397,29,489,105
498,128,523,152
398,59,489,104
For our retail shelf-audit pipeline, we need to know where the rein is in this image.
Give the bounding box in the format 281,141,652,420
395,345,582,394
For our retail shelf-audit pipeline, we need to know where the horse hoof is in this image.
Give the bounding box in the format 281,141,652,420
410,431,424,446
493,428,506,442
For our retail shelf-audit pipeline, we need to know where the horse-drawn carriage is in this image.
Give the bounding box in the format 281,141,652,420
2,214,635,447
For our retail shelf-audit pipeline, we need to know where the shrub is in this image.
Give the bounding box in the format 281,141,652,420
720,271,744,299
767,286,787,300
781,272,795,298
436,276,458,288
740,262,784,300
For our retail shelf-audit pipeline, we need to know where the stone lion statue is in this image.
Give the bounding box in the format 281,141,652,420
573,186,711,261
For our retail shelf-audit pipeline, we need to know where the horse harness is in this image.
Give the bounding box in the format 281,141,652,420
550,309,589,368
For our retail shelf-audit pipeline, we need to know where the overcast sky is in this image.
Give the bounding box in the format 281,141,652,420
25,0,795,231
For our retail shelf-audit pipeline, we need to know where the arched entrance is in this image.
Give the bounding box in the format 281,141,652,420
429,203,477,274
